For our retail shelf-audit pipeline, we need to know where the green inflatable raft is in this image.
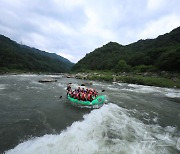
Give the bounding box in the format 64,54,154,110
67,94,106,108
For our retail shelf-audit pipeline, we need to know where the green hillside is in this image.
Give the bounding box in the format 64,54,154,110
0,35,74,73
72,27,180,73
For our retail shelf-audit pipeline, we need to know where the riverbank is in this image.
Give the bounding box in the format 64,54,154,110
72,71,180,88
0,71,179,88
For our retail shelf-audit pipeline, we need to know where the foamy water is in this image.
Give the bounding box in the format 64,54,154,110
6,104,179,154
120,83,180,98
0,84,7,90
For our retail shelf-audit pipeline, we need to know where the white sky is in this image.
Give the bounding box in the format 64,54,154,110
0,0,180,63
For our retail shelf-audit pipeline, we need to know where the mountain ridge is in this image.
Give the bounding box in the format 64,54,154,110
72,26,180,72
0,35,74,73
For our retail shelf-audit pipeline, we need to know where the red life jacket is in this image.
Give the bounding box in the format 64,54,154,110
76,93,80,100
81,93,85,100
87,93,92,101
72,92,76,98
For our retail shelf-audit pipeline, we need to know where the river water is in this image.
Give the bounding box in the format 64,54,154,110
0,75,180,154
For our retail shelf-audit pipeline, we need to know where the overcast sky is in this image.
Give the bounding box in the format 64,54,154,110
0,0,180,63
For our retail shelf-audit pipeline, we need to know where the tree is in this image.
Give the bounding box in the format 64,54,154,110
114,60,131,72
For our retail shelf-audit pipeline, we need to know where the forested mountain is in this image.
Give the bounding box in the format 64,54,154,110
72,27,180,73
0,35,74,73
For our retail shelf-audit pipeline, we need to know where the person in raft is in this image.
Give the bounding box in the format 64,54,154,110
66,84,71,95
67,86,98,101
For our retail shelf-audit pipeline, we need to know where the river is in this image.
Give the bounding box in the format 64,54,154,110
0,74,180,154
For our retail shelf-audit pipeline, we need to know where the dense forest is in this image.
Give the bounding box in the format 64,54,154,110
1,27,180,74
72,27,180,73
0,35,74,73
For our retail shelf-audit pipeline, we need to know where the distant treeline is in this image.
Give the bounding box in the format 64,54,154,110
72,27,180,73
0,35,74,73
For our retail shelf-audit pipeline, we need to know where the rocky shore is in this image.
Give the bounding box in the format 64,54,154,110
63,72,180,88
